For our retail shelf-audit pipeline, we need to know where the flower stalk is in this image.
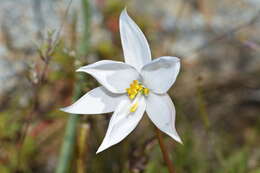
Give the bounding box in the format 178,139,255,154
156,128,175,173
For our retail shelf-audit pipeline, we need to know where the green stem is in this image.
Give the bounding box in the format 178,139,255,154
56,74,85,173
55,115,79,173
56,0,90,172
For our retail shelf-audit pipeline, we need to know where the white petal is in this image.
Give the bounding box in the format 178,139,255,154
146,92,182,143
120,9,151,71
77,60,140,93
96,95,146,153
141,56,180,94
60,87,126,114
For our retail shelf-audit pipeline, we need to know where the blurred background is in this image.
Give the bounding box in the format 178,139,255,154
0,0,260,172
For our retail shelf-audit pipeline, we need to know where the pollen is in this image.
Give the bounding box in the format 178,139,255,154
126,80,149,100
130,102,138,112
143,88,149,96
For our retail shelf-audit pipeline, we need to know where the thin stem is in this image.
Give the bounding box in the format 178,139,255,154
155,128,175,173
76,123,90,173
56,74,86,173
56,115,79,173
56,0,90,172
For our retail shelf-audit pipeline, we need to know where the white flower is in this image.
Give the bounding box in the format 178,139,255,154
61,9,182,153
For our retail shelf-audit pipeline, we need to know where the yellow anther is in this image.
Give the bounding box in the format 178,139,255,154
138,85,144,91
126,80,149,100
129,94,136,100
130,83,139,90
143,88,150,96
130,88,135,93
130,102,138,112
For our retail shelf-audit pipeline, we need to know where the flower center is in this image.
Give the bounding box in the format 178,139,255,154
126,80,149,113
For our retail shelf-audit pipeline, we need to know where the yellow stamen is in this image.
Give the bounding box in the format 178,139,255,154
143,88,150,96
130,102,138,112
133,80,138,85
129,88,137,95
129,94,136,100
126,80,149,100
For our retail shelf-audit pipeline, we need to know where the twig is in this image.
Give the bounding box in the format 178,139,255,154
16,52,51,171
155,128,175,173
50,0,73,55
16,0,73,171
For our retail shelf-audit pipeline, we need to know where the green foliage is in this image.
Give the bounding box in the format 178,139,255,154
217,150,248,173
0,165,9,173
145,146,168,173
